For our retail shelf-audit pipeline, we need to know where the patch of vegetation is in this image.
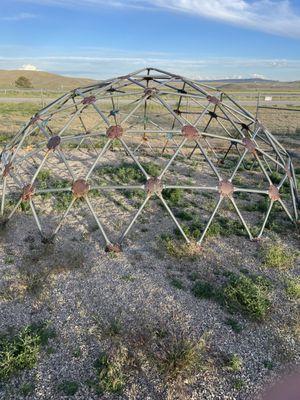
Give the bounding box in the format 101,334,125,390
232,378,245,390
36,170,72,211
95,347,128,394
192,281,215,299
207,216,246,238
192,273,271,321
20,382,35,396
175,209,194,221
154,333,207,379
223,273,271,321
285,277,300,300
95,162,160,184
120,274,135,282
225,318,243,333
163,188,184,206
58,380,79,396
0,322,55,380
170,277,184,290
161,235,200,259
15,76,33,88
260,242,297,270
263,359,274,370
107,317,122,336
225,354,243,372
242,197,269,212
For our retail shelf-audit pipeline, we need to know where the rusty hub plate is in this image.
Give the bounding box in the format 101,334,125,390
145,178,163,196
182,125,199,140
268,185,280,201
22,184,35,201
218,180,234,198
106,125,123,139
72,179,89,198
47,135,61,150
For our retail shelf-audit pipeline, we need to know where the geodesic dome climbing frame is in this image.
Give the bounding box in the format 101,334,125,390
0,67,299,251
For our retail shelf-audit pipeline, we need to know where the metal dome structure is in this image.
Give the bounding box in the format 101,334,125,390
0,67,298,251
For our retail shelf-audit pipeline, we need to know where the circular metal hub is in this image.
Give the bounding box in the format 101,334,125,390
145,178,163,196
181,125,199,140
22,184,35,201
72,179,89,198
218,180,234,198
82,95,96,105
106,125,123,139
268,185,280,201
207,95,220,105
242,137,256,154
47,135,61,151
144,88,158,98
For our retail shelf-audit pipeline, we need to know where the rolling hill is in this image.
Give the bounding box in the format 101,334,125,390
0,70,96,90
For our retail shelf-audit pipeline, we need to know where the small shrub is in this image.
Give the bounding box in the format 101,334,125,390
95,347,128,393
261,242,296,270
20,382,35,396
226,354,243,372
162,237,200,259
108,318,122,336
0,322,55,380
175,209,193,221
163,188,183,206
192,281,215,299
263,359,274,370
15,76,32,88
154,333,207,379
232,378,245,390
223,274,271,320
170,277,184,290
58,380,79,396
285,277,300,300
225,318,242,333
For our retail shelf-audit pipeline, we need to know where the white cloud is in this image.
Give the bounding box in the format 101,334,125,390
1,12,37,21
19,64,39,71
18,0,300,38
251,73,267,79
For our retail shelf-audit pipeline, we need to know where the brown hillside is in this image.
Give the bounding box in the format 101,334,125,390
0,70,97,90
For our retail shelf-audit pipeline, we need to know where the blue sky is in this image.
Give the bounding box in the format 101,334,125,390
1,0,300,81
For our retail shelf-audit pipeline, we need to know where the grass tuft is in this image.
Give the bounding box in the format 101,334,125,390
223,274,271,321
260,242,297,270
0,322,55,380
58,380,79,396
95,346,128,394
285,277,300,300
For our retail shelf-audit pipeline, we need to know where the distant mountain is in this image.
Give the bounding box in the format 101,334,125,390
199,78,277,84
0,70,96,90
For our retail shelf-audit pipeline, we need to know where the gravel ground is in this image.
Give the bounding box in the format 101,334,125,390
1,134,300,400
0,200,299,400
